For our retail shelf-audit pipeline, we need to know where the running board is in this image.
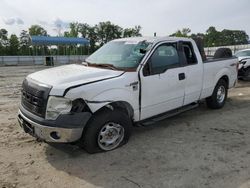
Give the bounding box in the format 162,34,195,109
138,103,199,126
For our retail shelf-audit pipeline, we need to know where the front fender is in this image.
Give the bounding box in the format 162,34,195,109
86,88,139,120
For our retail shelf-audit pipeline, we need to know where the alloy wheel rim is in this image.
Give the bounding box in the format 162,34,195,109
217,85,225,103
98,122,124,151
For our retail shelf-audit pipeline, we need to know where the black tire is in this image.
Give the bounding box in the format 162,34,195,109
242,68,250,81
80,108,132,153
206,79,228,109
213,48,232,59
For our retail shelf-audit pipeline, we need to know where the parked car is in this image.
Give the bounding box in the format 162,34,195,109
18,37,238,153
235,49,250,80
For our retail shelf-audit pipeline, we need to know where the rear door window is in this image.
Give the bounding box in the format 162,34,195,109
183,42,197,65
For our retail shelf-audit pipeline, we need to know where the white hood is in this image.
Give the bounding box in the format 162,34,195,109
27,64,123,95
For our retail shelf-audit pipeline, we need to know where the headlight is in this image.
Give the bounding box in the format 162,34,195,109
46,96,72,120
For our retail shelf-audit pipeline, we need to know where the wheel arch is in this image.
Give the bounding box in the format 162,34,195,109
94,100,134,120
214,68,231,89
84,88,138,120
219,75,229,88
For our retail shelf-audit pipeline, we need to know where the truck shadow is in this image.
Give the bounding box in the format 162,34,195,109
45,95,250,188
44,125,178,187
44,106,207,187
43,103,197,186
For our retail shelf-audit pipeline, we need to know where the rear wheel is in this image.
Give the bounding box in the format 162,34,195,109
80,108,132,153
206,79,228,109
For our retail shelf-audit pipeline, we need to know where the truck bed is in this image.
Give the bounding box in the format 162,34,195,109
200,57,238,99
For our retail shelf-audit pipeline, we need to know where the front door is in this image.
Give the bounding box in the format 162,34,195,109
140,42,186,120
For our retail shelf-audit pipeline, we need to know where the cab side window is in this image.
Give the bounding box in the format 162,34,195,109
145,43,180,75
183,42,197,65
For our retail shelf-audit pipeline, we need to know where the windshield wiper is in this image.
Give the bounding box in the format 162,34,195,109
95,64,118,70
87,63,118,70
82,60,92,66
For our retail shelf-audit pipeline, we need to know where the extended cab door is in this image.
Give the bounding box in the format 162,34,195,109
139,42,187,120
182,41,203,105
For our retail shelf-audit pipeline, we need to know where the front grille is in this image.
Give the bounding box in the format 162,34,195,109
21,79,51,118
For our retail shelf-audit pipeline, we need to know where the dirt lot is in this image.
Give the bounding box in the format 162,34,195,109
0,65,250,188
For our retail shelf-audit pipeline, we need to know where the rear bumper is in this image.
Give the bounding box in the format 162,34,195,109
18,108,91,143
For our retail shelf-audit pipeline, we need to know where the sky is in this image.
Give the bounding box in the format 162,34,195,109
0,0,250,37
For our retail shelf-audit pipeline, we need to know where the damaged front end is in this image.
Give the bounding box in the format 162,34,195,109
18,95,92,143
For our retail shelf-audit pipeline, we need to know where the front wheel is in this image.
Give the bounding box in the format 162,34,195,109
80,108,132,153
206,79,228,109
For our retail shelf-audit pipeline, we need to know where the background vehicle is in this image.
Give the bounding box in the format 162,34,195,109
235,49,250,81
18,37,238,153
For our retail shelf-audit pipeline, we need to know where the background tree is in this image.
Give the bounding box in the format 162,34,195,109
1,23,249,56
69,22,79,37
8,34,20,55
170,26,249,47
204,27,249,47
63,22,80,55
64,21,143,53
78,23,98,53
19,30,30,55
78,23,90,38
170,28,191,37
204,26,221,46
0,29,9,55
86,26,98,53
220,29,249,46
29,25,48,36
95,21,123,46
123,26,142,37
28,25,48,55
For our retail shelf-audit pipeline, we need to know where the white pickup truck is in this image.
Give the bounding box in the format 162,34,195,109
18,37,238,153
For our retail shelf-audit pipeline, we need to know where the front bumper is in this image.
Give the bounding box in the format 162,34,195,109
18,108,91,143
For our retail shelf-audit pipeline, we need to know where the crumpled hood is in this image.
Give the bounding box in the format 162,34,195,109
27,64,123,95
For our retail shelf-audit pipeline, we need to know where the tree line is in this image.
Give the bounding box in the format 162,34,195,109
170,26,249,47
0,22,249,56
0,21,142,56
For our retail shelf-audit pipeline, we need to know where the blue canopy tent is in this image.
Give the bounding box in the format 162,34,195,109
31,36,89,45
30,36,90,56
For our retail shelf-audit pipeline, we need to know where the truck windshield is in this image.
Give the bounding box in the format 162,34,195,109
85,40,152,70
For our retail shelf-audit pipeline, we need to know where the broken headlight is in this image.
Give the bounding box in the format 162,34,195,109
46,96,72,120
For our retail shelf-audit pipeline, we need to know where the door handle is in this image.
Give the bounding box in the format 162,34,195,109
178,73,186,80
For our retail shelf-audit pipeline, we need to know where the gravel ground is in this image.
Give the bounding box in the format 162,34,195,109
0,65,250,188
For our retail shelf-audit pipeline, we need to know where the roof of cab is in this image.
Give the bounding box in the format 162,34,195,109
113,36,194,44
